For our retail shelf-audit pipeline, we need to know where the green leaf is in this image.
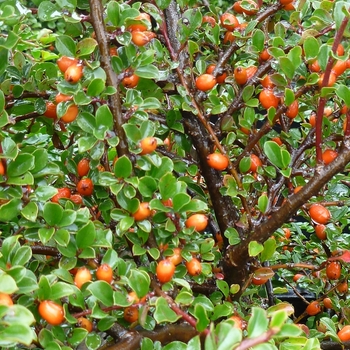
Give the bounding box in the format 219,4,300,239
135,65,159,79
55,35,76,57
239,157,251,173
242,85,254,103
216,280,229,298
303,36,319,61
114,156,132,178
252,29,265,52
0,324,35,346
76,38,98,57
87,78,106,97
278,57,295,80
0,198,21,222
257,193,268,214
154,297,181,323
38,1,62,21
87,281,114,307
260,238,277,262
194,303,210,332
7,154,34,176
51,282,75,300
38,227,55,245
128,269,150,298
78,136,97,153
76,221,96,249
284,88,295,106
0,274,17,293
21,202,38,222
216,323,242,350
247,307,268,338
263,141,291,169
336,85,350,107
173,192,191,212
155,0,172,10
12,246,32,266
224,228,241,245
43,202,64,226
248,241,264,257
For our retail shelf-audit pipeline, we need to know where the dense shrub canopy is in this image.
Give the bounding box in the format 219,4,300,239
1,0,350,349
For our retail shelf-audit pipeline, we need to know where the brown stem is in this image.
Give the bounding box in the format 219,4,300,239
269,263,316,271
226,138,350,296
88,0,129,157
151,277,209,336
316,14,350,163
235,327,280,350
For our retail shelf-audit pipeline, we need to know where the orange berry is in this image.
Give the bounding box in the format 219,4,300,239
323,297,333,309
322,149,338,165
283,228,291,239
220,13,240,31
259,48,271,61
326,261,341,280
234,66,248,85
38,300,65,325
309,112,316,127
206,64,227,84
272,137,283,145
124,306,139,323
202,15,216,27
195,74,217,91
185,214,208,232
293,274,304,282
308,60,321,73
337,281,348,294
139,137,157,155
133,202,151,221
249,154,262,172
156,259,176,283
122,71,139,88
223,31,235,44
55,93,73,103
259,89,279,109
57,56,78,73
315,224,327,240
318,72,337,88
332,60,347,76
76,178,94,196
44,101,57,119
338,325,350,342
261,75,274,88
77,158,90,177
74,267,92,289
70,194,83,205
306,301,322,316
186,258,202,276
61,104,79,123
244,67,257,82
0,293,13,306
285,100,299,119
309,204,331,225
51,187,71,203
131,31,156,46
336,44,345,56
64,63,83,84
167,248,183,266
207,153,229,170
77,317,93,332
96,263,113,283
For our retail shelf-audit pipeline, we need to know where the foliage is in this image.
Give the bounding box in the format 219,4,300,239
0,0,350,349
